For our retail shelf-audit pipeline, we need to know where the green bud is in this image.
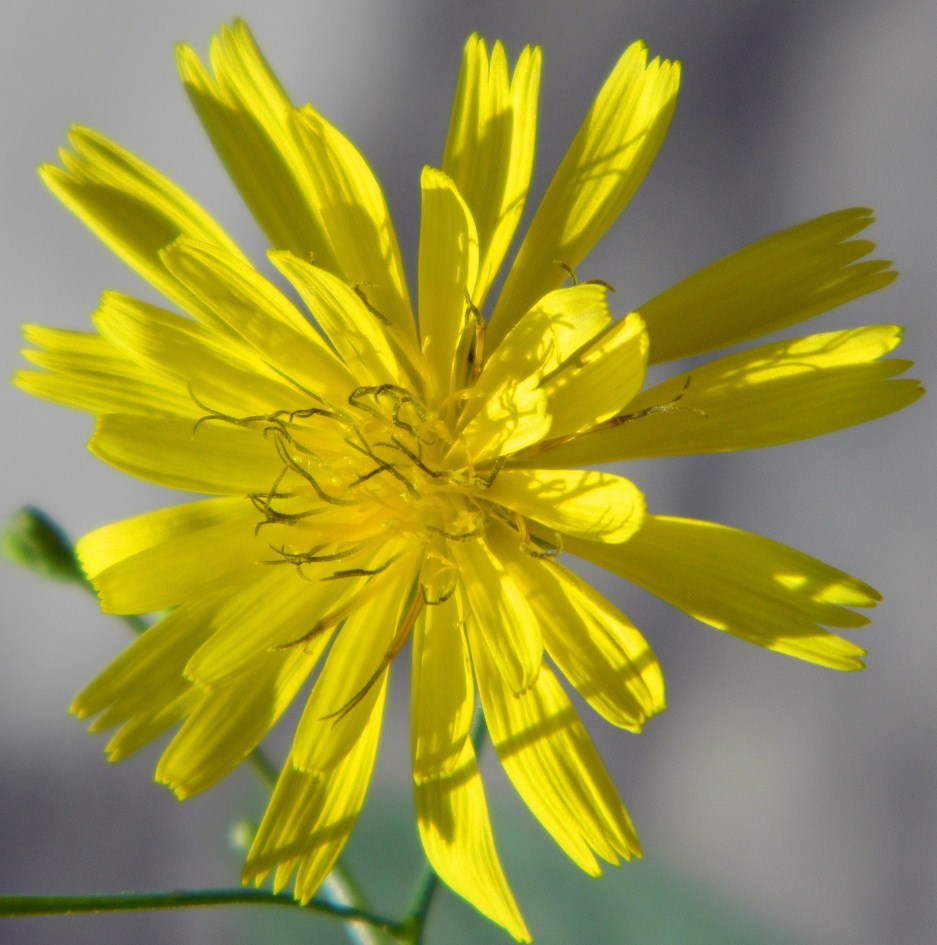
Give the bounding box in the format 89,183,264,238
1,507,82,583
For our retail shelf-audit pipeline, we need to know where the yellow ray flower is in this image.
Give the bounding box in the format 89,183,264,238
16,20,922,941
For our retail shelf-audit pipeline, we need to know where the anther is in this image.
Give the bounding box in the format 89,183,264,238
272,432,356,505
422,581,457,605
266,544,362,565
555,260,578,285
322,553,401,582
272,621,330,652
464,290,486,384
345,433,420,496
384,435,445,479
425,523,482,542
354,283,389,324
552,261,616,293
474,456,505,489
606,375,707,426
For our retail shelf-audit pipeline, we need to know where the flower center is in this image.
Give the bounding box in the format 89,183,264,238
228,383,492,575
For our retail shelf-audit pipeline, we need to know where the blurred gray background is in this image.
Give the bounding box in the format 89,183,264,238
2,1,935,943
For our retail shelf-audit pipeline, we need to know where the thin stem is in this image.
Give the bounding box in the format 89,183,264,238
115,612,149,635
323,864,397,945
0,889,395,928
399,865,440,945
397,704,490,944
245,747,280,791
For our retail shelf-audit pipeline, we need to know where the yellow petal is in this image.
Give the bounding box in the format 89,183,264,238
41,127,245,318
291,552,420,773
534,325,922,465
416,739,530,942
104,689,203,762
452,527,543,694
456,372,550,465
73,594,238,762
77,498,260,613
271,251,416,390
442,35,541,309
485,468,644,543
523,554,664,729
177,21,340,270
489,42,680,344
90,413,282,495
91,292,312,417
16,323,191,417
243,689,385,900
411,595,474,780
417,167,479,400
477,284,612,398
161,238,355,398
477,527,662,729
290,105,415,340
72,595,217,728
568,516,878,670
500,315,648,452
640,208,896,364
452,283,612,446
157,647,314,798
469,627,640,873
182,561,377,687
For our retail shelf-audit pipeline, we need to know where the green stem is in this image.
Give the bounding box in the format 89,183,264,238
0,889,395,928
245,747,280,791
397,704,490,944
398,865,440,945
115,612,149,635
323,866,398,945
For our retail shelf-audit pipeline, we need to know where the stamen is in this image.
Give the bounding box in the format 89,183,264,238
272,432,356,505
189,384,343,442
266,544,362,565
585,278,616,292
265,366,334,411
272,620,331,652
502,511,562,559
464,290,486,384
513,512,532,545
474,456,505,489
382,435,445,479
425,523,482,542
555,260,579,285
188,384,289,437
345,432,420,496
552,261,616,293
252,503,319,534
274,405,342,423
422,581,456,605
322,554,401,581
606,375,706,424
526,376,706,457
272,595,357,652
354,283,389,324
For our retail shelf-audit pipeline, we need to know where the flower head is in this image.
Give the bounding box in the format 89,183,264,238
16,21,921,940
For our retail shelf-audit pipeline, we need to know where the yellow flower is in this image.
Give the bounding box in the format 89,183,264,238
15,21,921,940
